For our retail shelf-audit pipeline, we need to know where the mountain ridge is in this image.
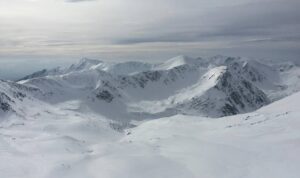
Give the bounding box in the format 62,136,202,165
12,55,300,120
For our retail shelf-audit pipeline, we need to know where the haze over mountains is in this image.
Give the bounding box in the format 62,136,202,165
1,55,300,178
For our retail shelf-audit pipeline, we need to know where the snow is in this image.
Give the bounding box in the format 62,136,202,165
1,55,300,178
1,88,300,178
93,61,154,75
18,56,281,118
120,92,300,178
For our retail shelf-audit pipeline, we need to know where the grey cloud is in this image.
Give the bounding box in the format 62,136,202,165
65,0,95,3
114,0,300,46
241,36,300,44
0,0,300,70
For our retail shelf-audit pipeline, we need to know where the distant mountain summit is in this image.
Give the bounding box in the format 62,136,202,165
155,55,201,70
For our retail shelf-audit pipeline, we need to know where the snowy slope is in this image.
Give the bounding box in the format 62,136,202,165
0,85,299,178
196,56,300,100
0,80,43,118
117,91,300,178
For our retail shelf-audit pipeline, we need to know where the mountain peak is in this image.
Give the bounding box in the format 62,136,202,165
156,55,200,70
69,58,102,71
79,58,102,65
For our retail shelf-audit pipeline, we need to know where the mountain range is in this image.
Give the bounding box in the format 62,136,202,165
1,55,300,178
1,55,299,121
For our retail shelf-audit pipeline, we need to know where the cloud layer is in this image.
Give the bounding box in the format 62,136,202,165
0,0,299,63
65,0,95,3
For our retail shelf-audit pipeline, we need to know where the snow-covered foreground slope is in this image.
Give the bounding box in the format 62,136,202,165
121,92,300,178
1,89,300,178
0,100,122,178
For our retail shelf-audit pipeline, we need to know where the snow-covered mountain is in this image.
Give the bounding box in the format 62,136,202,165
1,74,300,178
0,80,42,118
16,55,300,120
1,55,300,178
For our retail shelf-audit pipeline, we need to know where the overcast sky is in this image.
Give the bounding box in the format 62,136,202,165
0,0,300,79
